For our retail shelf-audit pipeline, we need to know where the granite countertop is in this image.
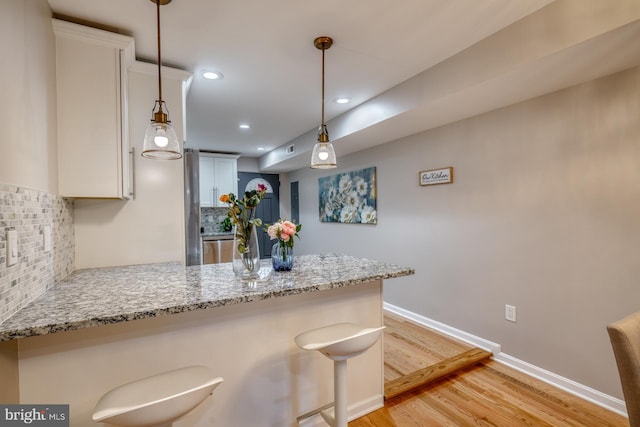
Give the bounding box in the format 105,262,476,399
0,254,414,341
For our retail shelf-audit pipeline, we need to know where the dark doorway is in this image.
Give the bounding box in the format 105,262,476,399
238,172,280,258
291,181,299,224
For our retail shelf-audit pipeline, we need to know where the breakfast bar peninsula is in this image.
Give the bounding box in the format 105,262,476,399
0,254,413,426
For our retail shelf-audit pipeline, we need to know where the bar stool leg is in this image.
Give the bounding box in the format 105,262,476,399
334,359,348,427
295,323,384,427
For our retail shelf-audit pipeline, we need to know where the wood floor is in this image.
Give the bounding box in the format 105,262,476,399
349,311,628,427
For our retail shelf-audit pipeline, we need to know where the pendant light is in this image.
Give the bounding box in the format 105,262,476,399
310,36,337,169
141,0,182,160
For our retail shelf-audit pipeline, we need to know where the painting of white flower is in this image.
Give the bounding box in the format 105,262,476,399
319,167,377,224
360,205,377,223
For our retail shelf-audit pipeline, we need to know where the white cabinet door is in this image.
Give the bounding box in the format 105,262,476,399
54,20,134,199
199,155,238,207
213,157,238,207
199,156,216,207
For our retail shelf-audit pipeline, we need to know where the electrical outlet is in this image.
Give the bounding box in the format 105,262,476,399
505,304,517,322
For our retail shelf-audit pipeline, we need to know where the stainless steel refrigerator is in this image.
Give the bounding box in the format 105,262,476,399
184,149,202,265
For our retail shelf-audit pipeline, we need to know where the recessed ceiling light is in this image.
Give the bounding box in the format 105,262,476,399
239,123,251,129
257,147,265,151
334,97,351,104
203,71,223,80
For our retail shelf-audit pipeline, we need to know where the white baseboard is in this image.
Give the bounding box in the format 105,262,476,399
349,394,384,421
494,352,627,417
384,303,502,354
383,302,628,418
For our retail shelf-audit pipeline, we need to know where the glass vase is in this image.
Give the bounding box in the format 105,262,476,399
232,224,261,279
271,242,293,271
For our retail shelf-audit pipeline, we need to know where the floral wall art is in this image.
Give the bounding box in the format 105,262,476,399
318,167,377,224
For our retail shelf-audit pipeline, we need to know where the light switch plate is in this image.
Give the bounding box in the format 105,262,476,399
505,304,517,322
7,229,18,266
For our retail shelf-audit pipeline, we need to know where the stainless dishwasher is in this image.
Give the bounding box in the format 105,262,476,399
202,235,234,264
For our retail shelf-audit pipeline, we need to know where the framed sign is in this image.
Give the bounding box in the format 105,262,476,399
419,167,453,186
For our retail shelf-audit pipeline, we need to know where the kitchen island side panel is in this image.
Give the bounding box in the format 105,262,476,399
16,280,384,427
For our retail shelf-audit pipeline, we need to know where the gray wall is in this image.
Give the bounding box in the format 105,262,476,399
288,65,640,399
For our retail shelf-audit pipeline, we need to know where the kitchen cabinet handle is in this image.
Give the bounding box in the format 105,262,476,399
129,147,136,199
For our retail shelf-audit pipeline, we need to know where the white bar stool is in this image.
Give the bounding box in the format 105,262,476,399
92,365,223,427
295,322,385,427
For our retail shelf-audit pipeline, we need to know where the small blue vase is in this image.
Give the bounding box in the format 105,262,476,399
272,242,293,271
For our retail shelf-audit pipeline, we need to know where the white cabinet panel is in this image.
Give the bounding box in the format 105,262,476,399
214,157,237,205
53,19,134,199
199,154,238,207
199,156,216,207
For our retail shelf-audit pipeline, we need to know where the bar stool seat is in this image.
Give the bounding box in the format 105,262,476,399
92,365,223,427
295,322,385,427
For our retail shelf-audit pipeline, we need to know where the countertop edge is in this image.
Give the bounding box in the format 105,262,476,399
0,257,414,341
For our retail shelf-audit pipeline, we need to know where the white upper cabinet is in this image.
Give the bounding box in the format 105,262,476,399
53,19,135,199
199,154,239,207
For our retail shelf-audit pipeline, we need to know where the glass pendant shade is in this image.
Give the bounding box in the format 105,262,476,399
142,121,182,159
310,142,336,168
311,123,336,168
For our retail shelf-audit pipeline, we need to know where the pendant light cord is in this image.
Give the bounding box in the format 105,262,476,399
321,47,325,126
156,0,163,104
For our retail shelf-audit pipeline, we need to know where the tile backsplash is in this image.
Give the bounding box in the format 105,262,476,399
201,207,231,234
0,184,74,323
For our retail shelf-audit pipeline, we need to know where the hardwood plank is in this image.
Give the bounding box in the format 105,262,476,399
347,406,398,427
384,347,492,399
384,312,470,357
383,311,473,382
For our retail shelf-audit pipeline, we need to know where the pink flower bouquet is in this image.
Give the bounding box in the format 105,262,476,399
266,219,302,251
266,219,302,271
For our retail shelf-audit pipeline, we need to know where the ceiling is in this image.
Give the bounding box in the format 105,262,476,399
47,0,640,172
47,0,556,164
